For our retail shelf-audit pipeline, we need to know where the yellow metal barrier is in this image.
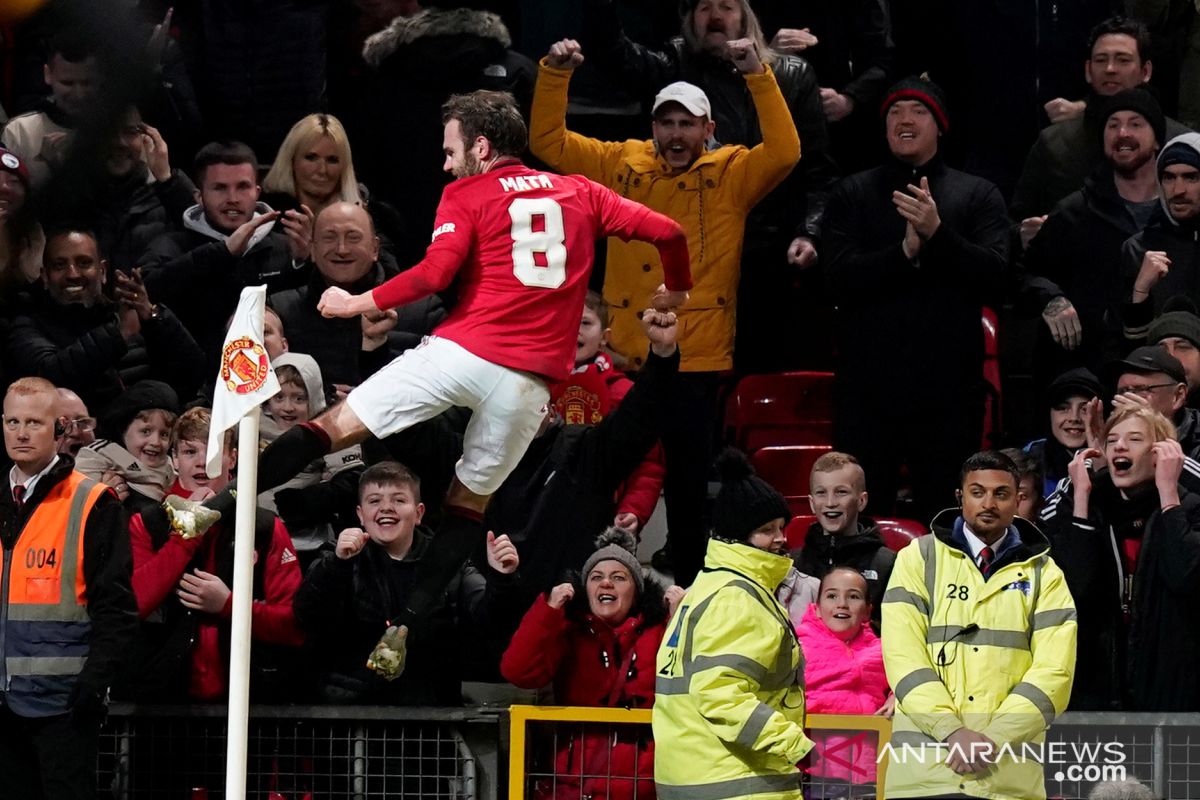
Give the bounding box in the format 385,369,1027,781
508,705,893,799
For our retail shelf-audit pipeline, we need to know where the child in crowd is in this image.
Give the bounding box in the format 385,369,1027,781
76,379,179,513
797,567,892,800
795,453,895,621
260,352,363,558
1024,367,1104,497
1001,447,1047,521
294,461,521,705
550,292,663,533
121,407,305,702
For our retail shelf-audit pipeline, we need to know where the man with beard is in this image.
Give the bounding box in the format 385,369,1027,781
883,451,1076,798
531,37,799,585
1120,133,1200,339
1021,89,1166,381
138,141,314,358
246,89,691,678
1012,16,1192,234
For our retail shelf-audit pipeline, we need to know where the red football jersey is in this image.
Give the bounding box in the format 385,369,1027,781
372,160,689,382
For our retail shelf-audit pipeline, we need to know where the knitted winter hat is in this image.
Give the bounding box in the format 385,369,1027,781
880,76,949,133
582,527,644,596
1149,310,1200,350
99,380,180,441
1097,87,1166,147
711,448,792,543
1159,134,1200,177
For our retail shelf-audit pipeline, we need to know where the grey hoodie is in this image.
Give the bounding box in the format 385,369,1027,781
182,201,278,251
1157,132,1200,224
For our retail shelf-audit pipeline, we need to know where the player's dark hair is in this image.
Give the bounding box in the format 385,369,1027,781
959,450,1020,488
442,91,527,159
193,141,259,186
359,461,422,505
1087,16,1152,63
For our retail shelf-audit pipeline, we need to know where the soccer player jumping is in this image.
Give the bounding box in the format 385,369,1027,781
255,89,691,671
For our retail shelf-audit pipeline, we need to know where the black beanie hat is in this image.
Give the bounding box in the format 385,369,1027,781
880,76,950,133
1148,310,1200,350
1097,87,1166,148
1159,136,1200,177
99,380,180,441
711,448,792,543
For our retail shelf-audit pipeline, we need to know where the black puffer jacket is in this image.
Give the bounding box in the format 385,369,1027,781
3,290,205,416
580,2,838,239
356,7,537,245
293,527,518,704
89,169,196,271
793,519,895,609
1019,164,1141,374
268,260,445,391
138,221,306,359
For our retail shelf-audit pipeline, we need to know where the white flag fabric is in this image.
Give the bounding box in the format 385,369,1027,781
207,286,279,478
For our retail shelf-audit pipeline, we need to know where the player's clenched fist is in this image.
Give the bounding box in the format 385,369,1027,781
319,286,374,318
546,39,584,70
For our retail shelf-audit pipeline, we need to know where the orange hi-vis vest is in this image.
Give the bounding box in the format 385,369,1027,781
2,471,106,717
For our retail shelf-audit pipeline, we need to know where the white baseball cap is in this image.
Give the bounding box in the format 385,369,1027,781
652,82,712,118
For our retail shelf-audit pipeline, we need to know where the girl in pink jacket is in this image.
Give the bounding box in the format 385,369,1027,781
797,567,892,800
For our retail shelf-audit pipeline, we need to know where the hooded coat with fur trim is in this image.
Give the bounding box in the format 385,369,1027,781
501,577,668,800
356,8,536,239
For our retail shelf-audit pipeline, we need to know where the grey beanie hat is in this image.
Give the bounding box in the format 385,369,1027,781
581,527,644,596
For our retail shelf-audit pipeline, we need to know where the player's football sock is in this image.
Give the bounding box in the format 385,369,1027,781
396,505,485,628
258,422,332,491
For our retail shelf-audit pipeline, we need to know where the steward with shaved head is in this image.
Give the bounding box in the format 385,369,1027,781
0,376,136,797
269,201,444,396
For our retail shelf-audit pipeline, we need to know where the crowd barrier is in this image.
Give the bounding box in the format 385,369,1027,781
94,705,1200,799
96,703,504,800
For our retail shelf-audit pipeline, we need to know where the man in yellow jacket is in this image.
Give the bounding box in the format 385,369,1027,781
530,36,800,585
882,450,1077,799
654,449,814,800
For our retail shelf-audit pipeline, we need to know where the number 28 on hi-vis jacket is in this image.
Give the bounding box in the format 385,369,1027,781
882,511,1077,800
652,538,814,800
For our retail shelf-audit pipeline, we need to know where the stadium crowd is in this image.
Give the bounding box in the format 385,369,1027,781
0,0,1199,797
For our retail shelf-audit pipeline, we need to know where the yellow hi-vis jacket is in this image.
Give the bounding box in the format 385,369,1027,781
529,60,800,374
882,511,1077,800
653,538,814,800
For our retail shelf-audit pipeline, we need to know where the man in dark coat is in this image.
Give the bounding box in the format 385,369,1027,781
4,227,205,417
269,202,443,395
823,78,1009,520
1020,88,1166,383
138,140,313,359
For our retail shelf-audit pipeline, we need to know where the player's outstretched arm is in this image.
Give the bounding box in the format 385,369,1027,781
317,286,379,319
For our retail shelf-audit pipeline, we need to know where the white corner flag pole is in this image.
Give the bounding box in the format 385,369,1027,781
213,285,279,800
225,410,261,800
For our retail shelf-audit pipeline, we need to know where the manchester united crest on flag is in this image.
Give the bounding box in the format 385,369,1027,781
221,337,270,394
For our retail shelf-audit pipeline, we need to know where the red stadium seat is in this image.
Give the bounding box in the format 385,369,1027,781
727,372,835,452
982,307,1002,449
786,515,816,551
874,517,927,552
751,445,832,514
